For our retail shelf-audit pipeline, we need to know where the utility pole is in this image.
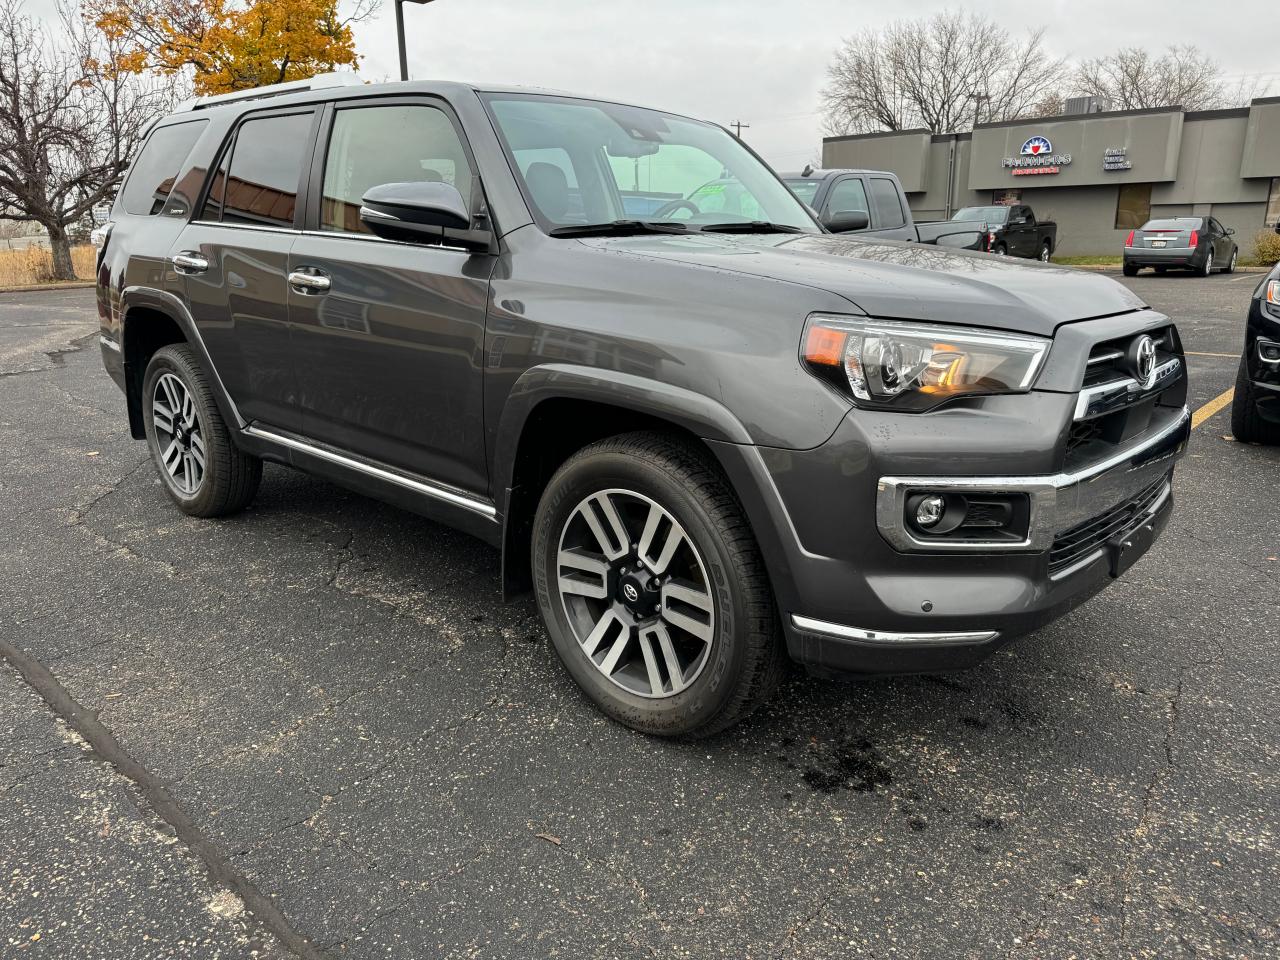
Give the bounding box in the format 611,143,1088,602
729,120,750,139
395,0,438,81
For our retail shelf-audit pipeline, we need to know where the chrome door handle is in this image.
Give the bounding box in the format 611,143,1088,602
171,252,209,273
288,270,331,293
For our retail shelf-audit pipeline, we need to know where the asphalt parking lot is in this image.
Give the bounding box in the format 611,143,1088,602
2,273,1277,959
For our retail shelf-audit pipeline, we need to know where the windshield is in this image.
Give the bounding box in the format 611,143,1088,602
953,205,1009,224
483,94,819,233
784,179,822,205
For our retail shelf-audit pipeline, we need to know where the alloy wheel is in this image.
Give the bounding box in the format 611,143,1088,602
152,372,206,495
1039,243,1051,262
555,488,715,699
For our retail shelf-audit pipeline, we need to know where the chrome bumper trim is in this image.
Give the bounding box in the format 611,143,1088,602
790,615,998,647
876,406,1189,553
98,334,121,353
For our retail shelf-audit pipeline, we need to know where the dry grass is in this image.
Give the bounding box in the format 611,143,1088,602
0,244,96,286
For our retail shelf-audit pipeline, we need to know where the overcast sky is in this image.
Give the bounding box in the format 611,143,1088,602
26,0,1280,167
349,0,1277,167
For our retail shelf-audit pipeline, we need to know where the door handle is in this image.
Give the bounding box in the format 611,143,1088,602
171,251,209,274
288,270,331,293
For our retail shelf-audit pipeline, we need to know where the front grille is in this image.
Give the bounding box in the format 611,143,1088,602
1081,327,1174,387
1048,474,1170,575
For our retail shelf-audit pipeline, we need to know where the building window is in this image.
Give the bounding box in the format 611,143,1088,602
992,189,1021,206
1115,183,1152,230
1266,178,1280,228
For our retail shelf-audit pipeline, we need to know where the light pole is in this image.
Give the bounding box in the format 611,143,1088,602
395,0,437,81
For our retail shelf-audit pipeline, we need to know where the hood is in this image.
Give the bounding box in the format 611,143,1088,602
580,232,1148,337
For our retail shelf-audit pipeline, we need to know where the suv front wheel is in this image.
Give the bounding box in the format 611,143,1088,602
532,432,784,738
142,344,262,517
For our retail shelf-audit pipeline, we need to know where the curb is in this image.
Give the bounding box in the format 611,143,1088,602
1058,263,1273,274
0,281,96,294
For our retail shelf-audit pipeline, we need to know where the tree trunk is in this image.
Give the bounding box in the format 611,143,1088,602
46,224,76,281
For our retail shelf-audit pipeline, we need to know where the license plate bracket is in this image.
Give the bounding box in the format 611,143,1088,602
1108,519,1157,577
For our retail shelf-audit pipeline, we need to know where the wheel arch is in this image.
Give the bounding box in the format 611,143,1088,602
494,365,756,598
119,286,244,441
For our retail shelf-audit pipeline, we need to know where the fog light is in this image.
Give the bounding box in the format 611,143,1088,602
1259,338,1280,364
915,495,946,528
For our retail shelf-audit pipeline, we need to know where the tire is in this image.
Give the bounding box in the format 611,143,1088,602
1038,240,1052,263
1123,263,1139,277
1154,266,1168,274
1224,247,1238,274
142,344,262,517
993,243,1008,256
532,431,785,738
1231,356,1280,444
1200,247,1214,277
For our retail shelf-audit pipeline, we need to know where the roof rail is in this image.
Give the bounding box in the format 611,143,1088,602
180,72,364,112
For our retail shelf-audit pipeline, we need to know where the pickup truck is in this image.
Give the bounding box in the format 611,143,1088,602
95,76,1190,738
954,203,1057,261
782,168,988,250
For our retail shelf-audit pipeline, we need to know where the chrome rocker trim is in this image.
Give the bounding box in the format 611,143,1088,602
244,425,497,519
876,406,1189,553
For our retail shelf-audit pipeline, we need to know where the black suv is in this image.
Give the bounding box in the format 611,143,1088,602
96,76,1191,737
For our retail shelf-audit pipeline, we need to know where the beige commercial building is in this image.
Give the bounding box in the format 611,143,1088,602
822,97,1280,257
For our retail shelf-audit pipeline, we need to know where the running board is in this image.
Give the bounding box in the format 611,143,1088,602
243,425,497,520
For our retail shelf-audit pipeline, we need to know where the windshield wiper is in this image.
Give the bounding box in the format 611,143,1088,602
697,221,808,235
548,220,691,238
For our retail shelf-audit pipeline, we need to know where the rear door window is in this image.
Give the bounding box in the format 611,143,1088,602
868,178,906,229
120,120,207,216
219,112,314,228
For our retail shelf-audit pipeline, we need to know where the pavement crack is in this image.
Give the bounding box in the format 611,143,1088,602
0,330,96,379
0,636,333,959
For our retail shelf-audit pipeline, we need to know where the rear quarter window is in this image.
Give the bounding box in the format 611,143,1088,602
119,120,208,217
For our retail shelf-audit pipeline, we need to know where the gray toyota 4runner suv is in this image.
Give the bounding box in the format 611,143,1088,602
95,75,1191,737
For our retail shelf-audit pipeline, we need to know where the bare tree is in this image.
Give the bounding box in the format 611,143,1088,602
0,0,169,279
1074,45,1266,111
821,11,1067,136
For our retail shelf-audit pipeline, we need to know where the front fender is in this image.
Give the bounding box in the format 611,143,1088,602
492,362,754,498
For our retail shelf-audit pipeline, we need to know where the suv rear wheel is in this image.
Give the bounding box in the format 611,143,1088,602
532,432,784,737
142,344,262,517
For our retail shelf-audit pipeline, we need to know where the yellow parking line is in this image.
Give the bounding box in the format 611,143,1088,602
1184,351,1237,358
1191,388,1234,429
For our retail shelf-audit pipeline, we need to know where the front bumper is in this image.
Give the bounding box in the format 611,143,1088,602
708,376,1189,678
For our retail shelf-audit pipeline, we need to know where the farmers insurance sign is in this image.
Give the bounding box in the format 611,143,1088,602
1002,136,1073,176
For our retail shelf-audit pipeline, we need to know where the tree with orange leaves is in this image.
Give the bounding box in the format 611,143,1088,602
89,0,377,95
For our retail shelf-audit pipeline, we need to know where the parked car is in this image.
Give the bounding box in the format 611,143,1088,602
95,76,1191,737
1123,216,1239,277
953,204,1057,261
1230,262,1280,443
782,168,988,250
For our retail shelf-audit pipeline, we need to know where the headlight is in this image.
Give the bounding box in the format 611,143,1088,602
1267,280,1279,308
801,314,1050,411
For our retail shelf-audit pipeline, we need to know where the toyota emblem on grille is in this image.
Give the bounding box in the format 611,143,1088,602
1129,335,1158,389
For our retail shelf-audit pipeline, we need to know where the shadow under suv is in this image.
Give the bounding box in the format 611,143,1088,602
94,74,1191,737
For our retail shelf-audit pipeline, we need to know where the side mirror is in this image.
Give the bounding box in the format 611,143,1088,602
824,209,870,233
1225,227,1235,236
359,181,478,245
